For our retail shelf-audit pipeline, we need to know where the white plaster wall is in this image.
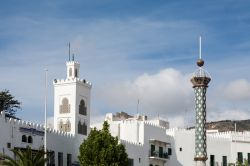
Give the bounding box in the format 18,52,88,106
167,129,250,166
0,113,80,165
106,120,171,166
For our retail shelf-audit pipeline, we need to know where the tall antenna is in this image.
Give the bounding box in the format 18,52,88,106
68,42,71,61
199,36,202,59
44,68,48,166
137,99,139,114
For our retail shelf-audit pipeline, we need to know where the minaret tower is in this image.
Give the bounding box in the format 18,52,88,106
53,52,92,138
191,37,211,166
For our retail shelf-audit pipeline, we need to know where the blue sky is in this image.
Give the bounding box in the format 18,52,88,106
1,0,250,127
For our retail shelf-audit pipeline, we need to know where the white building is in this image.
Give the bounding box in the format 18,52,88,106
1,59,250,166
98,112,250,166
0,58,92,166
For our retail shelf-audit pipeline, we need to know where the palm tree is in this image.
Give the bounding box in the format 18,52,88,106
0,89,21,117
0,146,47,166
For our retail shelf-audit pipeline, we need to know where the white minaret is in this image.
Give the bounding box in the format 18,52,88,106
53,56,92,137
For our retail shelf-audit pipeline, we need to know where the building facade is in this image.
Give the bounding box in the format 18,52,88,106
0,58,92,165
1,59,250,166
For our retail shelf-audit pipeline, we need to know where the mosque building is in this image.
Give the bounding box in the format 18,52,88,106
0,46,250,166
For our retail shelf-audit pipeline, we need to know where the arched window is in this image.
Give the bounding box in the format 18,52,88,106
78,121,82,134
58,120,64,131
78,121,87,135
69,68,72,77
82,122,87,135
28,136,33,143
65,120,71,132
75,69,78,77
79,100,87,116
60,98,70,113
22,135,27,142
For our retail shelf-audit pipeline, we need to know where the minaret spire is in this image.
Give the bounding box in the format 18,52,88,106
68,42,71,61
199,36,202,60
191,36,211,166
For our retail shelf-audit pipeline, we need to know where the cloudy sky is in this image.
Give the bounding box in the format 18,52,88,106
1,0,250,127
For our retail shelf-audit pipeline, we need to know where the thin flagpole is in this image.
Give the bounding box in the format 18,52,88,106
44,68,48,166
199,36,202,59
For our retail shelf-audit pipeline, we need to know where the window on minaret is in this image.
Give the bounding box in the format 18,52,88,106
82,122,87,135
79,99,87,115
59,120,64,131
78,121,87,135
65,120,71,132
60,98,70,113
69,68,72,77
78,121,82,134
75,69,78,77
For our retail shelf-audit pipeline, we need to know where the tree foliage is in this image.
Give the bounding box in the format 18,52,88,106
78,121,128,166
0,89,21,117
0,146,47,166
237,159,249,166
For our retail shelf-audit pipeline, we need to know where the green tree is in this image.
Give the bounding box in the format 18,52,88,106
237,159,249,166
78,121,128,166
0,89,21,117
0,146,47,166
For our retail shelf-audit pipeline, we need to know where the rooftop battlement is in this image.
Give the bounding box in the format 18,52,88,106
0,114,75,138
66,61,80,66
119,139,143,147
53,77,92,87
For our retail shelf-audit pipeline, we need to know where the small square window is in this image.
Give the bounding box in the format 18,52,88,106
7,143,11,148
179,147,182,151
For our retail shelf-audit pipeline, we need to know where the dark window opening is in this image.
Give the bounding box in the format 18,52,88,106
22,135,27,142
79,100,87,116
128,158,134,166
150,144,155,156
139,158,141,163
222,156,227,166
210,155,215,166
248,153,250,165
159,146,163,158
75,69,78,77
67,154,72,166
7,143,11,149
58,152,63,166
78,121,87,135
28,136,33,143
238,152,243,164
179,147,182,152
168,148,172,155
47,151,55,166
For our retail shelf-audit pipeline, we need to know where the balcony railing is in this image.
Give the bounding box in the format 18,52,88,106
149,150,169,160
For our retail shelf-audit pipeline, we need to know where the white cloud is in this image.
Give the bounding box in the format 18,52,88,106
223,79,250,101
99,68,193,117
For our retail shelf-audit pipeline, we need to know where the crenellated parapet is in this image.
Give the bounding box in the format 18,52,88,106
143,121,167,130
53,77,92,87
1,116,75,138
208,131,250,142
119,139,144,147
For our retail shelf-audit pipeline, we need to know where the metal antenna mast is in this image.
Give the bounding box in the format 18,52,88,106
199,36,202,60
68,42,71,61
44,68,48,166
